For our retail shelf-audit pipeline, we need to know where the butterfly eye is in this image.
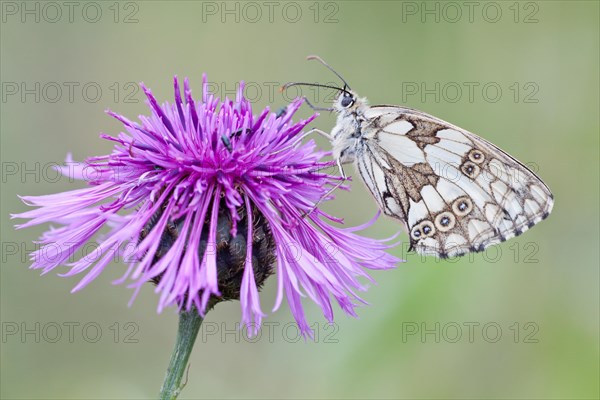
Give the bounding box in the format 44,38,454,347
341,95,354,108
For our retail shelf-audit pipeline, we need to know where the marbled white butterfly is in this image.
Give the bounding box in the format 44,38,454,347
284,56,553,258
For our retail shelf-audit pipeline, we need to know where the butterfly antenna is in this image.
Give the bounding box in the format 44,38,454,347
306,55,351,90
281,82,351,96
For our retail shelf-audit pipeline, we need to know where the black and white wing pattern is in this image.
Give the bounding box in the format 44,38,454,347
356,106,554,258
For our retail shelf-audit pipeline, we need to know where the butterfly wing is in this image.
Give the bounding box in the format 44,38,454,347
356,105,553,258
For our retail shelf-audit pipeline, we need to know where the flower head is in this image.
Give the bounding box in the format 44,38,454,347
13,75,400,337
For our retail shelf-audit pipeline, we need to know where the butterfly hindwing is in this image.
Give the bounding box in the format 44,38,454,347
357,106,553,257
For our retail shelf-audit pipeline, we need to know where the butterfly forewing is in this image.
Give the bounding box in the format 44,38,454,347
356,106,553,258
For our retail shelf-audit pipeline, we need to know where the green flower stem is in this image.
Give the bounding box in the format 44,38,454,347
159,307,204,400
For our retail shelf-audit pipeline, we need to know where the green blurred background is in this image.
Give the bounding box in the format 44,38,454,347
1,1,598,399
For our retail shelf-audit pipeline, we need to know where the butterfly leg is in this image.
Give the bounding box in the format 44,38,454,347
276,127,334,168
300,159,347,219
303,127,333,141
266,127,333,157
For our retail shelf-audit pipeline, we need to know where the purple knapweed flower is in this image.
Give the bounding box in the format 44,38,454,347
12,75,400,337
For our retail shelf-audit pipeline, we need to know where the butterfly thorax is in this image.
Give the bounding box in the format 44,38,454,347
331,95,370,164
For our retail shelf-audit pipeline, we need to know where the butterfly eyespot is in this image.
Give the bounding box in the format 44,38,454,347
410,226,422,240
341,95,354,108
420,221,435,237
468,149,485,164
461,161,480,178
452,197,473,216
434,212,456,232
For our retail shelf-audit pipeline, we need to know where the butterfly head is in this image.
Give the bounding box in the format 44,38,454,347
332,87,370,117
282,56,368,116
